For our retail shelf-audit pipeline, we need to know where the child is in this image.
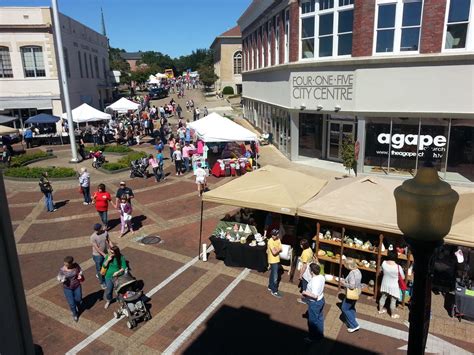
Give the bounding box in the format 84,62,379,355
119,196,133,237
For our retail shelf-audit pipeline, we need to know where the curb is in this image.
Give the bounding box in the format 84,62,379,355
18,155,57,166
98,167,130,174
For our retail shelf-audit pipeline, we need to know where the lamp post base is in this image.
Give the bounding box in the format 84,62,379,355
404,238,442,355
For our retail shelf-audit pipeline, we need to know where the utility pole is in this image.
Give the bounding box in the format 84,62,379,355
51,0,79,162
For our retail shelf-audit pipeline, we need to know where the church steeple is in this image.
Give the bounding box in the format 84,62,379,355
100,7,107,37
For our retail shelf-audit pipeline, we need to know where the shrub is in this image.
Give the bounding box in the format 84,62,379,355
222,86,234,95
89,145,133,153
4,166,76,178
101,151,147,171
10,151,49,167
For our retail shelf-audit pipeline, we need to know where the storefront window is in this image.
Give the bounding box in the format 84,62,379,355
386,117,420,176
363,117,391,173
447,120,474,182
299,113,323,158
418,118,449,174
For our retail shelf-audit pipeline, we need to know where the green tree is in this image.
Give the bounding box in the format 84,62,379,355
198,63,218,88
341,136,357,176
109,47,130,73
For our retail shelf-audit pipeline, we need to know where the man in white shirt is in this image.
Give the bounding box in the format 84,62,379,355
302,263,325,343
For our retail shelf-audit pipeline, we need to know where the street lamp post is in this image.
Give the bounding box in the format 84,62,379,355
51,0,79,162
394,165,459,354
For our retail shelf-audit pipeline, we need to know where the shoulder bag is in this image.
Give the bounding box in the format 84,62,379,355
398,265,408,291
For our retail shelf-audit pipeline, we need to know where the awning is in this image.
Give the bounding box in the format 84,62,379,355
0,115,18,124
0,98,52,110
25,113,60,124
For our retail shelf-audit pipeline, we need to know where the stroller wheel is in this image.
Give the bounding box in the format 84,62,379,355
126,320,134,329
113,311,120,319
123,307,130,318
144,312,151,321
130,172,134,178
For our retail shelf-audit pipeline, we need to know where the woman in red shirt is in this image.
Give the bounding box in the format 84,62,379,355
93,183,111,229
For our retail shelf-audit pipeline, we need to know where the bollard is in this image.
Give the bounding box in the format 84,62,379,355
202,243,207,261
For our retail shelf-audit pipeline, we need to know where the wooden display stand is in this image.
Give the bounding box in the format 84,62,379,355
313,222,413,303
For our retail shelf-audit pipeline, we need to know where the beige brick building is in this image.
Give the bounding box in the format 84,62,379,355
211,25,242,94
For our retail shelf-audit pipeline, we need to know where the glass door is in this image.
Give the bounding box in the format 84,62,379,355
327,121,355,161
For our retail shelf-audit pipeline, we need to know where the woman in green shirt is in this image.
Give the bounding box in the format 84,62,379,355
102,246,127,309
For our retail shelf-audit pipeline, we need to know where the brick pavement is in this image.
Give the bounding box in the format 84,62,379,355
6,88,474,354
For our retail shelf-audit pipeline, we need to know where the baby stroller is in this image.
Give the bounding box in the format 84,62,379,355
112,273,151,329
90,150,106,169
130,158,148,179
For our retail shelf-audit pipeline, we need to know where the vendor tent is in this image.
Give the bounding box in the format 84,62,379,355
202,165,327,215
63,103,111,123
188,112,258,143
106,97,140,113
0,125,19,135
25,113,60,124
298,177,474,248
155,73,167,79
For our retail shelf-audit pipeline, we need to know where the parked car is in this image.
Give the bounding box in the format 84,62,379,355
148,87,168,100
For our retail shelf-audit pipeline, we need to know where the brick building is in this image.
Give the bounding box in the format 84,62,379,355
238,0,474,184
211,25,242,94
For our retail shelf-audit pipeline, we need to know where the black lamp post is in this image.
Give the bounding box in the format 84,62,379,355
394,166,459,354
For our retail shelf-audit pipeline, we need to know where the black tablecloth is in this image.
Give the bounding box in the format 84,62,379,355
455,284,474,319
210,236,268,272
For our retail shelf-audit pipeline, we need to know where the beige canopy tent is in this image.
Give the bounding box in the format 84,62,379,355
298,177,474,248
198,165,327,258
0,125,19,135
202,165,328,216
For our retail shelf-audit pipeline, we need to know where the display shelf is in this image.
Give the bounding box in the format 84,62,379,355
361,286,375,295
318,238,342,247
356,264,377,273
324,278,340,287
343,243,379,255
318,255,341,264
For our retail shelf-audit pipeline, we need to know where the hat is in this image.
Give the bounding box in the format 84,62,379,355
344,258,358,270
119,181,126,185
93,223,102,231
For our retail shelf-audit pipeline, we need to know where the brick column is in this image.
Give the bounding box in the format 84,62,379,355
257,28,262,68
263,26,268,66
352,0,376,57
289,0,300,62
420,0,447,53
279,11,285,64
271,20,276,65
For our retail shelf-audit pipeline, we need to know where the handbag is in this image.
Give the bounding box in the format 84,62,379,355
100,265,108,276
346,287,360,300
398,266,408,291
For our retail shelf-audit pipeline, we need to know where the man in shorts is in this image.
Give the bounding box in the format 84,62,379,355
194,163,208,196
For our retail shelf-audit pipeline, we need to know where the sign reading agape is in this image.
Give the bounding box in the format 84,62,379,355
291,74,354,101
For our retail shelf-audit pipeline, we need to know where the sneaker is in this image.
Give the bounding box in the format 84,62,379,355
391,314,400,319
104,301,110,309
378,309,386,314
267,287,272,292
83,202,88,205
271,292,282,299
95,274,99,279
347,326,360,333
73,315,78,322
100,284,107,290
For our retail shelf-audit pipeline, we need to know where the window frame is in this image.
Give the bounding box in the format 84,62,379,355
0,46,13,78
373,0,424,55
442,0,474,52
20,45,46,78
233,51,242,75
299,0,354,60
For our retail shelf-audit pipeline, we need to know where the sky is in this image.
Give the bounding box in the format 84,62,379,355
0,0,251,57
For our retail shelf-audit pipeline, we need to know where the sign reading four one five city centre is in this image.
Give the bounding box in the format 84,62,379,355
290,72,355,110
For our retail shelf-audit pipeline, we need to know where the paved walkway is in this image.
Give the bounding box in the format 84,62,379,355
6,88,474,354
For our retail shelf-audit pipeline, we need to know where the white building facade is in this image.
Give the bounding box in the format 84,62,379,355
238,0,474,184
0,7,112,126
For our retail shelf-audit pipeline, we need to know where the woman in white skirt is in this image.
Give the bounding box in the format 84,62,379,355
195,163,208,196
378,249,404,318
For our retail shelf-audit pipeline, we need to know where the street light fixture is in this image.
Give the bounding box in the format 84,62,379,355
394,163,459,354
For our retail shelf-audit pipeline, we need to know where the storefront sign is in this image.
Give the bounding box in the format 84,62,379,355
291,74,354,101
376,133,447,158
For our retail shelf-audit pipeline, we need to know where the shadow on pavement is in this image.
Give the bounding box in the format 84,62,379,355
54,199,69,209
81,289,104,312
182,305,377,355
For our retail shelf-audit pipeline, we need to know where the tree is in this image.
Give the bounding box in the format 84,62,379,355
109,47,130,74
198,63,218,88
341,136,357,176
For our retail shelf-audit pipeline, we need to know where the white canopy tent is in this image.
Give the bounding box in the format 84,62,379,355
188,112,258,143
106,97,140,113
155,73,167,79
62,103,111,123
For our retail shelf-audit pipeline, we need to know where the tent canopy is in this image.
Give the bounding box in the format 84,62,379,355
0,125,19,135
188,112,258,143
62,103,111,123
25,113,60,124
202,165,327,216
298,177,474,248
0,115,18,124
106,97,140,113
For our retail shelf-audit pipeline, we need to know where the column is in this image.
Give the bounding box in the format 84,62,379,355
420,0,447,54
352,0,376,57
290,110,299,161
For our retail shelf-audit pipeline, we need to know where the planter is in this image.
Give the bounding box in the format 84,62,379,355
103,152,129,156
19,155,57,166
4,175,77,182
98,166,130,174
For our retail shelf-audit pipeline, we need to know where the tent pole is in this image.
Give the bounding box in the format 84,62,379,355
198,200,204,259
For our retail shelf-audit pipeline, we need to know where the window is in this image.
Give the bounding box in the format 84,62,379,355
102,57,107,81
267,20,272,65
275,15,280,65
445,0,472,49
20,46,45,77
78,51,83,78
300,0,354,58
84,52,89,78
63,47,71,78
375,0,423,54
89,54,94,78
233,51,242,74
0,47,13,78
94,56,100,79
